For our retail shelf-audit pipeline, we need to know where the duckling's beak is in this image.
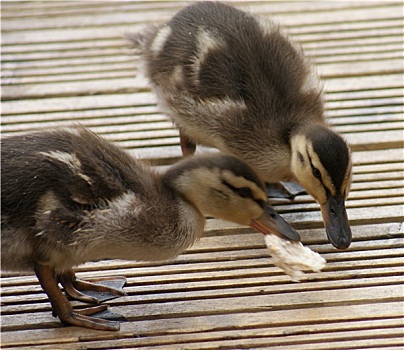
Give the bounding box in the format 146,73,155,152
320,196,352,249
250,203,301,241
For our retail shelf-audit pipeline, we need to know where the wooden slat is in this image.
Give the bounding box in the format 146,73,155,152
3,61,404,101
3,303,403,348
4,35,403,63
2,2,401,33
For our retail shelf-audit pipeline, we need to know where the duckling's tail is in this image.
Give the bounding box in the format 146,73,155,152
125,24,160,52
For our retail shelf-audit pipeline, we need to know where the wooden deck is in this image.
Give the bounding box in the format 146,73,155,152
1,1,403,349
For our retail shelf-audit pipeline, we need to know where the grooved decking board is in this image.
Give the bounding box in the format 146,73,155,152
1,1,403,349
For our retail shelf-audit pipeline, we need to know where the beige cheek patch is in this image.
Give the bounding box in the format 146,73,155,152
306,143,336,198
292,136,327,204
342,149,353,198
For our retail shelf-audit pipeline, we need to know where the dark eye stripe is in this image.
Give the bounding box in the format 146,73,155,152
237,187,252,198
307,151,324,184
297,151,305,164
222,179,246,195
222,180,259,202
222,179,265,207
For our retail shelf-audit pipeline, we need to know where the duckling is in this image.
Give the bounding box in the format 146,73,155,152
128,1,353,249
1,125,299,331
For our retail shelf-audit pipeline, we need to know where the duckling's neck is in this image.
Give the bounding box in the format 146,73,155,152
162,157,223,217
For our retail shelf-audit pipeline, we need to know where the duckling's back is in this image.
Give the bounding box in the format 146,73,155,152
1,127,153,226
134,1,324,141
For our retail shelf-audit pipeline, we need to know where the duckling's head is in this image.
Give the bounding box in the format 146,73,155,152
163,154,300,241
291,125,352,249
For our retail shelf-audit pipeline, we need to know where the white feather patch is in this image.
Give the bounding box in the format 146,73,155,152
196,29,225,61
151,25,172,55
39,151,92,185
265,234,326,281
191,29,226,84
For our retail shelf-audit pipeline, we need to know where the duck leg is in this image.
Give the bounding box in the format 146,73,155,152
59,269,127,303
179,130,196,157
266,182,307,199
34,263,120,331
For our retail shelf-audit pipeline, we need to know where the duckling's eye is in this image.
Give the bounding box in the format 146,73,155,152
312,167,322,179
237,187,252,198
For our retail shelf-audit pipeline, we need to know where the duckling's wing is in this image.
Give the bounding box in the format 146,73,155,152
37,126,156,204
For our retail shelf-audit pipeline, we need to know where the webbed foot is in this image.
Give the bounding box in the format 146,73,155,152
59,304,121,331
34,264,122,331
266,181,306,199
59,269,127,303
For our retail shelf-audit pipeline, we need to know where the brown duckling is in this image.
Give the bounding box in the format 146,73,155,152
1,125,299,331
129,1,353,249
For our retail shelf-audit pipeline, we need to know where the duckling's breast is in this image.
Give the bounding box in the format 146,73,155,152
248,150,294,184
63,194,205,267
0,226,35,272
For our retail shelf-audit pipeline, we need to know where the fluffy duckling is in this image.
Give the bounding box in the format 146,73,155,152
1,126,299,331
129,1,353,249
